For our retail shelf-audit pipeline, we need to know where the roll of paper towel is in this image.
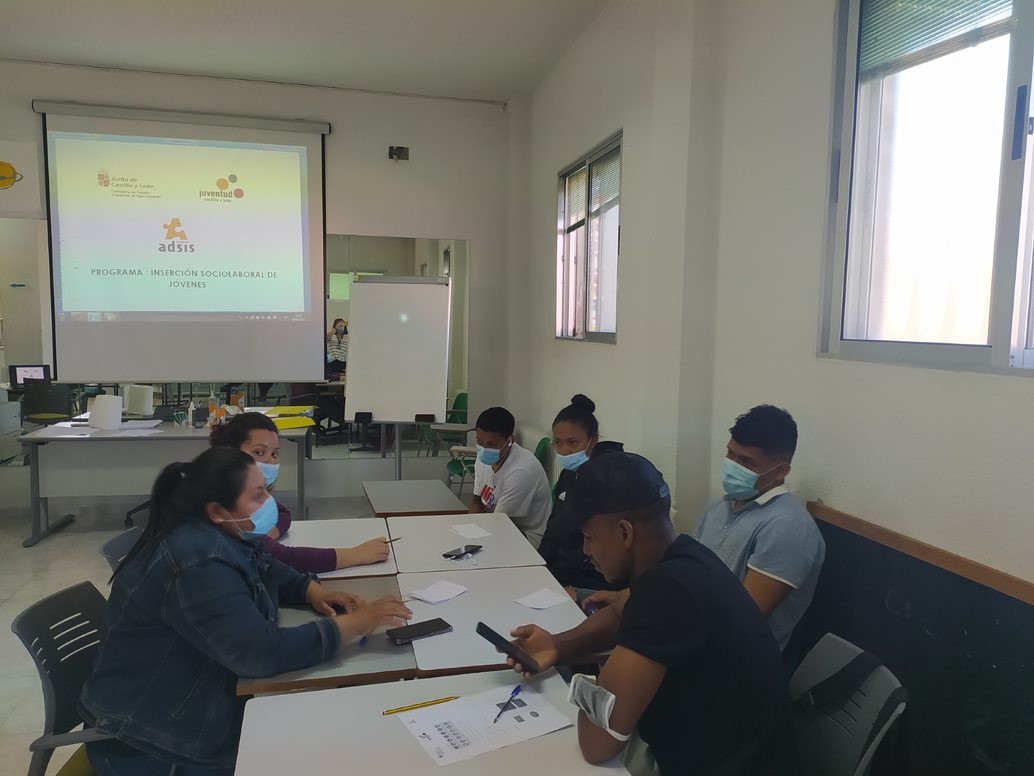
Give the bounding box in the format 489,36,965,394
124,384,154,416
90,395,123,430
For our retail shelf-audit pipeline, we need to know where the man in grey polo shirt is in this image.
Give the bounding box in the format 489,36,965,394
692,404,825,650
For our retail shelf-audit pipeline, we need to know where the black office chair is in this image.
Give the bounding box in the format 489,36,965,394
10,582,115,776
21,379,73,427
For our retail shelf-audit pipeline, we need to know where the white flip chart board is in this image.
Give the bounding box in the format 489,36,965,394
345,277,450,422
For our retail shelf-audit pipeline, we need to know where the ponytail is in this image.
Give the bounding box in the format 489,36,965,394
112,448,255,580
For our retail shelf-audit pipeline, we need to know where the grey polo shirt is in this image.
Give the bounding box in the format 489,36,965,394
692,486,825,650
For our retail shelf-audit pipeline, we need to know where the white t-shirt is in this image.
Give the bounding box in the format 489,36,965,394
473,442,551,548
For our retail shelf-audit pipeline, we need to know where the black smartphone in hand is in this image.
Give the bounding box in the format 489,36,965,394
385,618,453,646
442,544,483,559
476,621,541,674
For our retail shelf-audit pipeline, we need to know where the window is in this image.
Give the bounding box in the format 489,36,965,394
824,0,1034,371
557,133,621,341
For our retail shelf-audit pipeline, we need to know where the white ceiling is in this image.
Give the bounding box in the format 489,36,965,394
0,0,605,103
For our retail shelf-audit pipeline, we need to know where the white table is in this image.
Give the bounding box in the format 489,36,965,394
388,513,545,573
398,567,585,674
18,423,307,547
235,671,629,775
236,576,417,696
280,517,398,578
363,478,467,517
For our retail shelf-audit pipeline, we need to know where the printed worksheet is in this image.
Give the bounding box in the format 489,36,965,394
397,684,571,766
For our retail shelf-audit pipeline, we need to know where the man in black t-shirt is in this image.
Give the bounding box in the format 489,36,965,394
508,453,797,775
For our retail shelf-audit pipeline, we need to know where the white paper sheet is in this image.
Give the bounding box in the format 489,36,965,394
120,420,163,429
515,588,571,610
451,523,492,539
111,429,162,437
407,580,468,604
397,684,571,766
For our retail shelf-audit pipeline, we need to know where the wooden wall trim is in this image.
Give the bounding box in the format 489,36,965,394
806,500,1034,606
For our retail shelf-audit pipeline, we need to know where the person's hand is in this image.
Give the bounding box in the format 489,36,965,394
581,589,628,613
345,596,413,638
266,526,280,540
507,624,559,678
565,586,578,601
338,538,391,568
306,583,365,616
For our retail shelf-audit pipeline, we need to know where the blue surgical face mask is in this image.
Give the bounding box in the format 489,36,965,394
335,326,346,335
556,449,590,471
243,495,278,538
477,440,510,466
721,458,782,500
256,461,279,487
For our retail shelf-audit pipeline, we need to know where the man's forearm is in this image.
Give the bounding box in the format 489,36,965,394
553,605,621,662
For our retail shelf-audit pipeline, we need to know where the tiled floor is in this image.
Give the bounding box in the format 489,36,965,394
0,495,387,776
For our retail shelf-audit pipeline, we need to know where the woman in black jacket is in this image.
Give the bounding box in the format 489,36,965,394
538,394,623,594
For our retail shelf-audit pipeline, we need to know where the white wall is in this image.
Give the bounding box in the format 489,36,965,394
0,60,506,416
710,0,1034,581
505,0,719,525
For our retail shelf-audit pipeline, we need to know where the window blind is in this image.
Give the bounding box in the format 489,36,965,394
859,0,1012,80
566,167,587,228
590,151,621,213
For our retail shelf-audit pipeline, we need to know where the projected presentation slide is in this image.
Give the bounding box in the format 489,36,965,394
48,132,310,320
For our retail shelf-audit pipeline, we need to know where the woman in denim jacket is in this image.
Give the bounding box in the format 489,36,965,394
80,447,412,775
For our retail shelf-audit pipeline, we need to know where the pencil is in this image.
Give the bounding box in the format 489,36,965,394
382,696,459,716
386,536,403,544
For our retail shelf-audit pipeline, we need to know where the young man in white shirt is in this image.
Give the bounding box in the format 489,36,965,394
469,406,551,548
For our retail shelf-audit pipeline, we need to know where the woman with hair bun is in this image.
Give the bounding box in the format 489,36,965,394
539,394,624,592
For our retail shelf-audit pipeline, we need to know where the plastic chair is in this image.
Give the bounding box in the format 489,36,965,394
433,392,469,454
532,436,552,483
100,527,143,573
10,582,115,776
446,446,476,494
790,633,908,776
22,379,73,427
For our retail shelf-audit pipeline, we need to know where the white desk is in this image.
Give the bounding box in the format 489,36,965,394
18,423,307,547
236,576,417,696
235,671,629,775
398,567,585,674
387,513,545,573
281,518,398,579
362,478,467,517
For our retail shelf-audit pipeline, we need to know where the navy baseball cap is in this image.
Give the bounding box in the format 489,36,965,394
568,452,671,521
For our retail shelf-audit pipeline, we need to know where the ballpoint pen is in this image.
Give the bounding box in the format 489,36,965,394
492,684,522,724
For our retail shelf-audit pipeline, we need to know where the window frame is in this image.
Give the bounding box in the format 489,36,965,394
556,132,622,344
821,0,1034,375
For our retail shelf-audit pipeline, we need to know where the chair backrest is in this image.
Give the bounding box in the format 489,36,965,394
447,391,468,424
533,436,552,475
10,582,109,737
790,633,907,776
100,527,144,573
22,379,73,420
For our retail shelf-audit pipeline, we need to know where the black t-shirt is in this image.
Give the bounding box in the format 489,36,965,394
617,535,797,775
539,442,623,590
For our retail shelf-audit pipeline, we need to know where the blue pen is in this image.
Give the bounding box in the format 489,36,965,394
359,633,369,647
492,685,522,724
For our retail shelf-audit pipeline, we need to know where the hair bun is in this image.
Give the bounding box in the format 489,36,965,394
570,394,596,413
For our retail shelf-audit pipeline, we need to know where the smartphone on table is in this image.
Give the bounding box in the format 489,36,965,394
442,544,483,559
385,618,453,646
476,621,541,674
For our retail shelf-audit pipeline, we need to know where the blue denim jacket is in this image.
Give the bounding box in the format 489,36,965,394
80,520,340,768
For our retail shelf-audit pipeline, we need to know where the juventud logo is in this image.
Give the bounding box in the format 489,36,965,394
199,173,244,202
159,218,195,253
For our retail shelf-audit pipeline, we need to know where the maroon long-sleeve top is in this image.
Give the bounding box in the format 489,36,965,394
256,501,338,573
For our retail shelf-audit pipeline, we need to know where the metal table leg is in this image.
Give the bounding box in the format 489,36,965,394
22,441,75,548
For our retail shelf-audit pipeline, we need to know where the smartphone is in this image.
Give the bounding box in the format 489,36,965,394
442,544,483,559
385,618,453,646
475,621,541,674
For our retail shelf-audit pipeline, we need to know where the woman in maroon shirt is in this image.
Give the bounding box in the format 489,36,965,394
210,412,390,573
